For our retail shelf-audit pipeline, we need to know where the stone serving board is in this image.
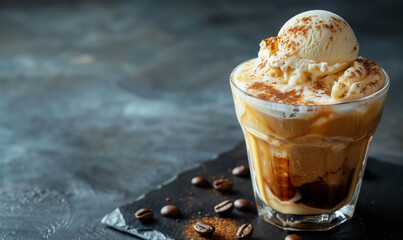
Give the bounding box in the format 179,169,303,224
102,143,402,240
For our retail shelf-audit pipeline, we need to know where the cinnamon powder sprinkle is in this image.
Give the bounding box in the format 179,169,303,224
313,81,331,95
356,58,379,75
262,37,279,56
247,82,302,104
182,217,239,240
355,58,383,94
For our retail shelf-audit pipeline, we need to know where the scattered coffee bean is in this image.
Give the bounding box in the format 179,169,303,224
214,199,234,215
234,199,253,211
285,234,302,240
191,176,210,188
232,165,250,177
160,205,181,218
194,222,215,237
237,223,254,239
135,208,153,221
213,179,233,192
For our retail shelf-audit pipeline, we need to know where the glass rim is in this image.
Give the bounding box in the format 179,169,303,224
230,58,390,107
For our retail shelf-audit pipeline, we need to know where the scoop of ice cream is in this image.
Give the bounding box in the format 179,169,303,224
235,10,385,105
278,10,359,65
255,10,359,74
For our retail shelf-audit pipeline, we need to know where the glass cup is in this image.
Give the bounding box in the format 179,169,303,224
230,59,389,231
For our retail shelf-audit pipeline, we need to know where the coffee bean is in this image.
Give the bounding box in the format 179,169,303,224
232,165,250,177
194,222,215,237
214,200,234,215
234,199,253,211
285,234,302,240
135,208,153,221
160,205,181,218
237,223,254,239
213,179,233,192
191,176,210,188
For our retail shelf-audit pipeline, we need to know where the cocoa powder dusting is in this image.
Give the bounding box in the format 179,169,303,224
182,217,239,240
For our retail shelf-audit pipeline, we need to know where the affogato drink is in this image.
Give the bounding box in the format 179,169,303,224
230,10,389,230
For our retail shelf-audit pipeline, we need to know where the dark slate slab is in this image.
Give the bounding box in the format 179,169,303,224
102,143,403,240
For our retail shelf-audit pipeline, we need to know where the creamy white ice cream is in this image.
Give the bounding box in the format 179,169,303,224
278,10,358,66
234,10,385,105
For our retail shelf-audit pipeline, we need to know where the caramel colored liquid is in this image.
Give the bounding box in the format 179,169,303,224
232,87,385,215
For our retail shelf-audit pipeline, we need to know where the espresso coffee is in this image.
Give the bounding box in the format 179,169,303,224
231,68,387,214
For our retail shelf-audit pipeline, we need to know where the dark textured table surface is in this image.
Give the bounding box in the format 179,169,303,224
0,0,402,239
102,144,403,240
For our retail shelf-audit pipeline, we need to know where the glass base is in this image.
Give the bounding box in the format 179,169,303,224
252,177,360,231
257,205,353,231
247,135,368,231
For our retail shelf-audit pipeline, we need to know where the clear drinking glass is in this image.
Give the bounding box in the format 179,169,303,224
230,59,389,231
